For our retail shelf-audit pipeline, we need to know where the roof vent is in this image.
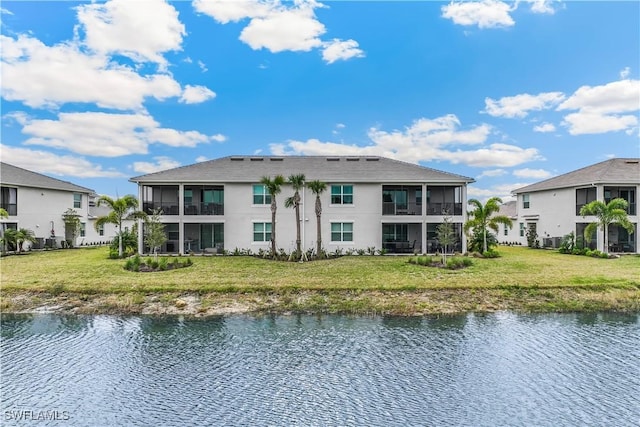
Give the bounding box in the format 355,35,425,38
230,157,244,161
346,158,359,162
270,158,283,161
250,158,264,161
327,158,340,161
366,158,379,162
624,160,639,164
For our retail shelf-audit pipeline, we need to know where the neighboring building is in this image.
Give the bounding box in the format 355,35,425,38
0,162,121,248
496,200,519,244
511,158,639,253
129,156,475,255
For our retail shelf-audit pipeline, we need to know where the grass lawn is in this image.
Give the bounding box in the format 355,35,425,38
1,246,639,315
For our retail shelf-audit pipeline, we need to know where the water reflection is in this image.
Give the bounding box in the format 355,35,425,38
1,312,639,427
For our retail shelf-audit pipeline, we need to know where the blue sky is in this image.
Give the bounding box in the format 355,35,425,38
1,0,639,200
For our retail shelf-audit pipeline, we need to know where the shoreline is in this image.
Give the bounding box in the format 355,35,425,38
3,287,639,317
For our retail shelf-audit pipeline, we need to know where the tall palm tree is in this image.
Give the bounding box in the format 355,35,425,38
579,198,633,253
464,197,513,253
285,173,306,259
95,194,147,258
260,175,285,257
307,180,327,258
0,208,8,252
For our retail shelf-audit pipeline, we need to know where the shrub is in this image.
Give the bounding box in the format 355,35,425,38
356,249,366,256
158,257,168,271
446,257,473,269
482,249,500,258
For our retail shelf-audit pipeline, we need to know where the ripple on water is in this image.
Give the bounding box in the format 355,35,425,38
1,312,639,427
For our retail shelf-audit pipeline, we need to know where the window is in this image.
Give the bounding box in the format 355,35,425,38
504,225,508,236
73,193,82,208
519,223,525,237
98,224,104,236
79,222,86,237
253,222,272,242
576,187,596,215
331,185,353,205
331,222,353,242
253,185,271,205
1,187,17,215
522,194,530,209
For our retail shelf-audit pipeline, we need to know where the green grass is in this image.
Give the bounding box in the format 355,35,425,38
1,246,639,315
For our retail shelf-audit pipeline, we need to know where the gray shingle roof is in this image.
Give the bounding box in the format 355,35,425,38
513,158,640,194
0,162,94,193
130,156,474,184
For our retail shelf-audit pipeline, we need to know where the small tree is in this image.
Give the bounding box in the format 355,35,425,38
62,208,82,248
95,195,147,258
144,208,167,257
436,213,456,264
580,198,634,253
307,180,327,259
285,173,306,261
260,175,285,258
0,208,8,253
464,197,513,253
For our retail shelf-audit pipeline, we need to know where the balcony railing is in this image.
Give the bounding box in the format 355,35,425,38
427,203,462,215
382,202,421,215
184,203,224,216
143,202,179,215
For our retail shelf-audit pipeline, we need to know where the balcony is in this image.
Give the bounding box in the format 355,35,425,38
143,202,179,215
382,186,421,216
426,202,462,216
382,201,421,216
184,202,224,216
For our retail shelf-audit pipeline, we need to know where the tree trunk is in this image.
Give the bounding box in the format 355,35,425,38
483,226,487,253
270,199,277,257
294,192,301,257
315,195,322,258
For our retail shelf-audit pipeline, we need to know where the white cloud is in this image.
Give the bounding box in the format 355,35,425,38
620,67,631,79
194,0,363,63
1,7,13,15
132,156,181,174
336,123,346,129
527,0,557,14
477,169,507,178
558,79,640,135
513,168,553,179
270,114,542,168
195,156,209,162
192,0,270,24
179,85,217,104
484,92,565,118
198,60,208,72
76,0,185,69
533,122,556,133
441,0,515,29
211,133,227,142
561,112,638,136
18,112,215,157
468,182,529,202
240,6,325,52
0,144,125,178
558,79,639,114
322,39,365,64
1,34,182,110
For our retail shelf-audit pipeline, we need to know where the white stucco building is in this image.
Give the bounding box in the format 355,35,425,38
0,162,122,248
130,156,475,255
506,158,639,253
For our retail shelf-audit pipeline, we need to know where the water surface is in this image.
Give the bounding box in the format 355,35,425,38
2,312,639,426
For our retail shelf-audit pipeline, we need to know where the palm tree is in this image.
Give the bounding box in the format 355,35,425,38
285,173,306,259
94,195,147,258
579,198,633,253
0,208,8,253
307,180,327,258
2,228,37,252
260,175,285,257
464,197,513,253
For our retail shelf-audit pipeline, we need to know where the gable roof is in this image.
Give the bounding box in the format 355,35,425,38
513,158,640,194
0,162,94,193
130,156,474,184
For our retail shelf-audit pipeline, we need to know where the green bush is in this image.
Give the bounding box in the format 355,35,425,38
482,249,500,258
446,257,473,269
158,257,168,271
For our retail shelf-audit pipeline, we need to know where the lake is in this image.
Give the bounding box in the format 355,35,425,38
1,312,639,426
